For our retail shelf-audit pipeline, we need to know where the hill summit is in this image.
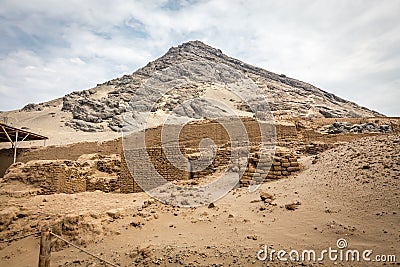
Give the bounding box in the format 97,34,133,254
6,40,382,134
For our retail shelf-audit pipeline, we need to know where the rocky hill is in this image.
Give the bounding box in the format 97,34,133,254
4,41,382,134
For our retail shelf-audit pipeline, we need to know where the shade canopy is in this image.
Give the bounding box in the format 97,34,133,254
0,122,48,143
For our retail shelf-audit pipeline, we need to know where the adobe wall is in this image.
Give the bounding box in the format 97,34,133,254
0,139,122,177
2,117,398,194
0,149,14,178
3,155,121,194
120,145,231,193
124,146,189,193
4,161,87,194
143,117,275,148
240,150,300,187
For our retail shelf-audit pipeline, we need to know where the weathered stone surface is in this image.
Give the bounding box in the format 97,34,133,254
320,122,391,134
21,103,41,112
260,191,275,203
0,207,19,231
56,41,382,132
106,208,125,219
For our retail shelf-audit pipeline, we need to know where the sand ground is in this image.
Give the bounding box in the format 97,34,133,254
0,134,398,266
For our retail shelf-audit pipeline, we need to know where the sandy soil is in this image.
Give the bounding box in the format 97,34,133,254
0,134,398,266
0,81,252,149
0,104,121,149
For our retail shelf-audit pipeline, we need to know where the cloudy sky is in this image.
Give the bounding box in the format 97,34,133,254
0,0,399,115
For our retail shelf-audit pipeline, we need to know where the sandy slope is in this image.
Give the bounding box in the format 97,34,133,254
0,104,121,149
0,81,251,149
0,134,399,267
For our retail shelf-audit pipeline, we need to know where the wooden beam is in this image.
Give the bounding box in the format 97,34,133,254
0,123,48,142
38,227,52,267
1,126,14,146
16,133,30,148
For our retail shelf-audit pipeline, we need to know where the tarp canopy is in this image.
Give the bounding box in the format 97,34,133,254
0,122,48,143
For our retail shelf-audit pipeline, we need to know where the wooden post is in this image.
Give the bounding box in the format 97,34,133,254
38,227,51,267
188,159,193,179
13,131,18,164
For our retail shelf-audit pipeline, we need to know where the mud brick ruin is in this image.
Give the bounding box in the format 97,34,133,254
2,117,399,194
4,155,120,194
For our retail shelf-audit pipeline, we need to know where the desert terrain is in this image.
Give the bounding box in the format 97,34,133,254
0,41,399,266
0,133,399,266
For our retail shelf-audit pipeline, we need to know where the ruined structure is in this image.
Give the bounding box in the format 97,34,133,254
3,117,399,195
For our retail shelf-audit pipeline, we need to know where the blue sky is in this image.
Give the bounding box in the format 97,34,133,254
0,0,399,116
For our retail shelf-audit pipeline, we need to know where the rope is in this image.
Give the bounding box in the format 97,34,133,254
1,231,119,267
0,231,41,243
50,232,119,267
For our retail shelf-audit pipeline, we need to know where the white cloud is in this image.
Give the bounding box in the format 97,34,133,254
0,0,399,116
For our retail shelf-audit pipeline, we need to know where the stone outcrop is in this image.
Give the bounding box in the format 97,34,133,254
320,122,392,134
57,41,382,132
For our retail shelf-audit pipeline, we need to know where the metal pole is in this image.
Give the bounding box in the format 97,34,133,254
13,131,18,164
38,227,51,267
